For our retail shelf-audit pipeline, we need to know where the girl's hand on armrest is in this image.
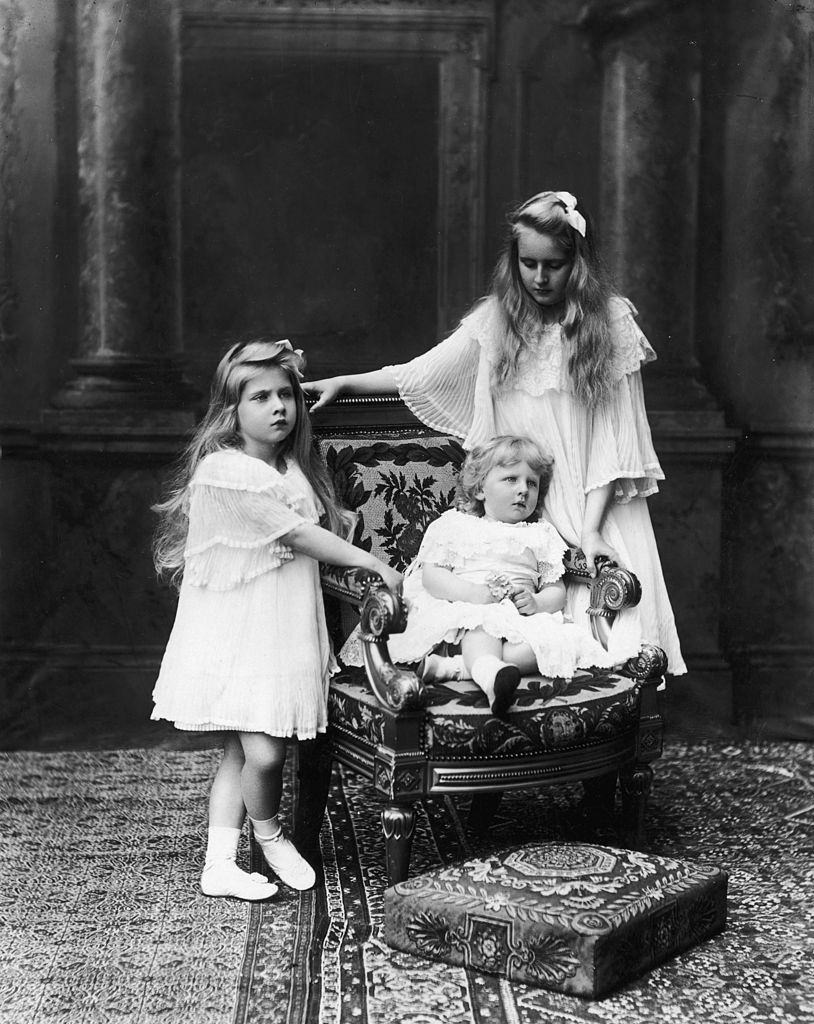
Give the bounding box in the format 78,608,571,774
303,376,347,412
304,367,399,413
580,529,623,577
371,562,403,594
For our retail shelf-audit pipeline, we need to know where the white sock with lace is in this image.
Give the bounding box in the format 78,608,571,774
250,815,283,841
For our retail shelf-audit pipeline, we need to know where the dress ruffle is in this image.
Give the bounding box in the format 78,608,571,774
183,450,314,590
585,372,665,503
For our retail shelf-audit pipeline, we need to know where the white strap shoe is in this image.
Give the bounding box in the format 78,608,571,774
201,859,279,901
256,830,316,891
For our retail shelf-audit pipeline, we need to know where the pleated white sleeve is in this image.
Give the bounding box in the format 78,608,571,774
385,305,486,440
183,452,312,590
585,300,664,503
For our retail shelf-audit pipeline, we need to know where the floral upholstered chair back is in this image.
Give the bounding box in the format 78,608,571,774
317,430,466,571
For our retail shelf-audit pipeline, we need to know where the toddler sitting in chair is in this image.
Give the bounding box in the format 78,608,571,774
341,435,637,716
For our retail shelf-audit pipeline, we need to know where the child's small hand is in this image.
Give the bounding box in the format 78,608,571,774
511,586,538,616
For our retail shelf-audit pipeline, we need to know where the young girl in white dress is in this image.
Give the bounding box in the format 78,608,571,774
307,190,686,675
152,339,402,901
341,435,631,716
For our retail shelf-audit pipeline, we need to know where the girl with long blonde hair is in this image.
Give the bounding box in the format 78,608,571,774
152,338,401,901
306,190,686,676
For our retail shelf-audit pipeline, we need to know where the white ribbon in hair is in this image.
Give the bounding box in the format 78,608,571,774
520,190,586,237
274,339,306,378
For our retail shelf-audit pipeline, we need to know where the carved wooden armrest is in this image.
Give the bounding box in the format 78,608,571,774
320,561,427,713
320,564,374,606
356,576,428,713
563,548,642,649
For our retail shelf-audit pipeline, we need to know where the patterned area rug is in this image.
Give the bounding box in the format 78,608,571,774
0,749,244,1023
2,743,813,1023
239,741,814,1024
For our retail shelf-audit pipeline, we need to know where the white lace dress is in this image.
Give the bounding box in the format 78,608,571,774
386,295,687,675
151,449,337,738
342,509,623,678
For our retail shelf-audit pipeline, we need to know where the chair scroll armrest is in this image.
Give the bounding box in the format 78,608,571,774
620,643,668,683
358,576,428,713
563,549,642,649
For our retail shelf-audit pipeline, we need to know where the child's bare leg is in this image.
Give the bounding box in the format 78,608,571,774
501,641,538,675
462,629,521,717
209,733,246,828
201,733,278,901
238,731,288,820
239,731,316,891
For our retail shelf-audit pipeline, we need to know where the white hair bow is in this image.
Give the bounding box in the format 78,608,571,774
520,190,586,238
274,339,306,379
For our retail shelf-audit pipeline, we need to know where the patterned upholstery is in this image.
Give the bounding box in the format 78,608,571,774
329,671,639,760
384,842,728,997
317,431,465,571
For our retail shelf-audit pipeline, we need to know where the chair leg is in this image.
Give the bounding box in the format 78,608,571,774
381,802,416,885
582,771,618,817
467,791,504,835
293,734,333,873
619,762,654,847
574,771,618,839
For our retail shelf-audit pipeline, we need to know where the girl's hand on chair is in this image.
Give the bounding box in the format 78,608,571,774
378,564,404,594
580,530,623,577
511,587,538,616
304,376,346,412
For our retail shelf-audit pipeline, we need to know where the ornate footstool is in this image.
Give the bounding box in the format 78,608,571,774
384,842,728,998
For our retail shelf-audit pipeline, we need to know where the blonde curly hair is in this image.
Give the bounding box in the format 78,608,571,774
454,435,554,520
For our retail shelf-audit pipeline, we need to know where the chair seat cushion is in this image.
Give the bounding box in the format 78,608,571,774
328,670,640,758
384,842,728,998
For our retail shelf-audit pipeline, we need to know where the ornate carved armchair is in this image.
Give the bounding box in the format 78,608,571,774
294,424,666,886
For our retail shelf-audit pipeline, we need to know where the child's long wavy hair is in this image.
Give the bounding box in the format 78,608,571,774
455,435,554,521
153,338,346,585
488,191,614,406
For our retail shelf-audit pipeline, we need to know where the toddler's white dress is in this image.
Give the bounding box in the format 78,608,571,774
340,509,631,679
385,295,686,674
151,449,336,738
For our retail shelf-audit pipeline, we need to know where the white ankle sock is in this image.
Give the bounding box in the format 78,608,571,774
250,815,282,841
470,655,505,694
204,826,241,870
